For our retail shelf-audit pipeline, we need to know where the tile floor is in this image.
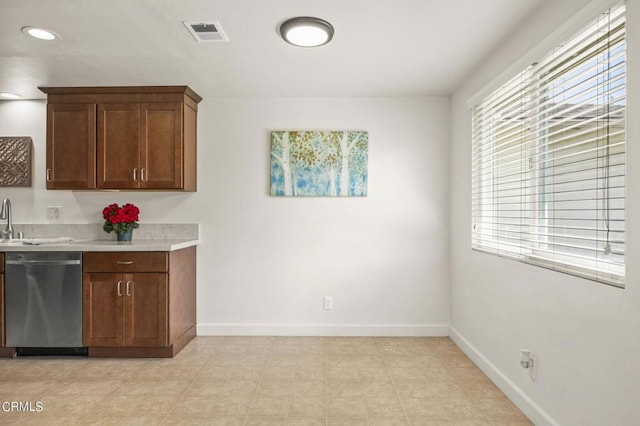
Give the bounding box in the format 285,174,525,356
0,337,532,425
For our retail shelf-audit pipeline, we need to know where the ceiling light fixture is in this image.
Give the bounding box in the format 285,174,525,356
279,17,334,47
21,26,60,41
0,92,22,100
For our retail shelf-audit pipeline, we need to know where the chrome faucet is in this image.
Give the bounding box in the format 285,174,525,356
0,198,13,240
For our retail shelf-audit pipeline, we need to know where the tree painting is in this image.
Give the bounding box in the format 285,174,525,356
271,130,368,197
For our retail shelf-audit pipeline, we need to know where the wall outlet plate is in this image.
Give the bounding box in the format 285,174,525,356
47,206,62,222
323,296,333,310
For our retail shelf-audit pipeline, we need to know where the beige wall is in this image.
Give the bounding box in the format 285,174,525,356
0,95,451,336
450,0,640,424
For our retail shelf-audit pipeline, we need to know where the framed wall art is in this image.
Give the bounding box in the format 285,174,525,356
270,130,368,197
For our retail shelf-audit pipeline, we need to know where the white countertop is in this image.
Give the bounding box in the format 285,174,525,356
0,238,199,252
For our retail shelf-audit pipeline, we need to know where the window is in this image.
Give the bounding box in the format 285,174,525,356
471,3,626,287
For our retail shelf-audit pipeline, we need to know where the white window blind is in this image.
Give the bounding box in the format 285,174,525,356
471,3,626,287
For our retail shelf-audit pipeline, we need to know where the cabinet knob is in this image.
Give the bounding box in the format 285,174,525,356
117,281,123,296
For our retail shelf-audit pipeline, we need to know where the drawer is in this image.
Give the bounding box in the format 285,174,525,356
83,252,168,273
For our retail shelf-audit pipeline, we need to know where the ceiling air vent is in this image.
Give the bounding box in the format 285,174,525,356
183,21,229,42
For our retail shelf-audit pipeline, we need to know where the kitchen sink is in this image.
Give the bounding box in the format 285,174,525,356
0,239,25,245
0,237,74,246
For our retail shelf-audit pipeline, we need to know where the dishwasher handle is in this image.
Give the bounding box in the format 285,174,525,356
6,259,81,266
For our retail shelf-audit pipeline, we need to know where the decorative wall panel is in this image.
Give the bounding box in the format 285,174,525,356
0,137,32,187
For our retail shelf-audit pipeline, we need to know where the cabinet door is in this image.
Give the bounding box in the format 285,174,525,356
97,103,140,189
1,274,4,347
125,273,168,346
140,103,183,189
83,273,125,346
46,103,96,189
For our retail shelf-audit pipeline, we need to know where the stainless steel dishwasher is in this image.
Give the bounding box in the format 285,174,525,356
5,252,83,348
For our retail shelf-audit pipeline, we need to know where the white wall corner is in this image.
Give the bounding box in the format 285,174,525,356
197,323,450,337
449,326,558,426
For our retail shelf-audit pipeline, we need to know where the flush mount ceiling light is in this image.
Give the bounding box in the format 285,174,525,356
21,26,60,41
279,17,334,47
0,92,22,100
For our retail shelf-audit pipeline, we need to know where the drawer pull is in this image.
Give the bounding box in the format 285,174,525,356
117,281,123,296
116,260,134,265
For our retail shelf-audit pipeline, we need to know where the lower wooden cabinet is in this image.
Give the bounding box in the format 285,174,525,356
1,252,4,348
1,272,4,348
82,247,195,357
83,272,168,347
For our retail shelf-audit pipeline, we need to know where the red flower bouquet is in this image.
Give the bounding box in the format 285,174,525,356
102,203,140,234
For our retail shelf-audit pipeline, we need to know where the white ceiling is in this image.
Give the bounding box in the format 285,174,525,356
0,0,546,100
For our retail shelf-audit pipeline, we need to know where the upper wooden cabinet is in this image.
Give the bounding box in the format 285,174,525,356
40,86,201,191
46,103,97,189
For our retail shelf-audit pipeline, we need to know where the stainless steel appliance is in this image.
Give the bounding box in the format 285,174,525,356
5,252,82,348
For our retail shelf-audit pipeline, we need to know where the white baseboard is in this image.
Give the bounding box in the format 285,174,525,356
197,323,449,337
449,326,558,426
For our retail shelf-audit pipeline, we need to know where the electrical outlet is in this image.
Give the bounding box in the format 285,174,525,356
47,206,62,223
520,348,537,381
323,296,333,310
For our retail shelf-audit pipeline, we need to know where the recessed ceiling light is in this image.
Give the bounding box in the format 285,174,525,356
21,26,60,41
0,92,22,100
279,17,334,48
